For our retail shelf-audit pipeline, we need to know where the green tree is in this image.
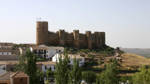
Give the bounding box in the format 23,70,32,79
96,60,119,84
120,76,132,84
25,49,37,84
15,54,26,72
36,70,44,84
46,69,54,83
55,52,70,84
132,66,150,84
82,71,96,84
69,58,82,84
16,49,43,84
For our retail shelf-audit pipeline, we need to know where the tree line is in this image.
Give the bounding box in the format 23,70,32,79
16,49,150,84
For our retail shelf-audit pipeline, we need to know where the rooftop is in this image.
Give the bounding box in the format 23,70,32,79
0,72,28,80
55,53,84,59
0,61,56,65
31,45,64,50
0,72,14,80
11,72,28,78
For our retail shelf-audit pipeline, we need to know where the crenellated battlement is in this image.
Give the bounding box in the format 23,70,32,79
36,21,106,49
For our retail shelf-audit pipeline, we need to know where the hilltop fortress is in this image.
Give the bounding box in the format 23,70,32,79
36,21,106,49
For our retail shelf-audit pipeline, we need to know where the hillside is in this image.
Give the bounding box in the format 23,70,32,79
92,53,150,69
66,47,150,76
121,48,150,58
121,53,150,69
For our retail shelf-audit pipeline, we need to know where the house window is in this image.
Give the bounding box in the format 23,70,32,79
44,54,46,58
3,52,7,55
8,52,11,55
44,50,46,54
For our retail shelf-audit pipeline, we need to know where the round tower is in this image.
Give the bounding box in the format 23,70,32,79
36,21,48,45
101,32,105,46
58,30,65,46
86,31,92,49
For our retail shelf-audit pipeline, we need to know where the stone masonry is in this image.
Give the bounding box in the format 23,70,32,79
36,21,105,49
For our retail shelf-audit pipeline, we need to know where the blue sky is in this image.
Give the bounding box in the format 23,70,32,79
0,0,150,48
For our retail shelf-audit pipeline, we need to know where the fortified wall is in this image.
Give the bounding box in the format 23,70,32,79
36,21,105,49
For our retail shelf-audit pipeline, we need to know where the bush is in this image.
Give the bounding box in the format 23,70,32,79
79,49,90,54
132,66,150,84
120,76,132,84
96,60,119,84
82,71,96,84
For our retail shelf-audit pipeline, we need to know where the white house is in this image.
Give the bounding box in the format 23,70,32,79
0,43,15,56
52,53,85,67
30,45,64,60
37,62,56,72
0,48,13,56
0,46,18,60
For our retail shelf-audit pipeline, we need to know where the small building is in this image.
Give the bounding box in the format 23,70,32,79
0,72,29,84
0,55,18,61
0,43,14,49
37,61,56,72
0,49,12,56
30,45,64,60
0,61,18,73
52,53,85,67
0,43,17,56
0,43,18,61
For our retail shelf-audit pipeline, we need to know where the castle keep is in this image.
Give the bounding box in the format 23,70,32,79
36,21,105,49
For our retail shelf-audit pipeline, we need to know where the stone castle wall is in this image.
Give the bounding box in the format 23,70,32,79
36,21,105,49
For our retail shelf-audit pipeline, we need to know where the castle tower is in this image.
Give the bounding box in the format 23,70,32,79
58,30,65,46
94,32,100,48
86,31,92,49
101,32,105,46
36,21,48,45
73,30,80,48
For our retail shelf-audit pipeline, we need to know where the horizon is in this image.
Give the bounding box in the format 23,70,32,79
0,0,150,48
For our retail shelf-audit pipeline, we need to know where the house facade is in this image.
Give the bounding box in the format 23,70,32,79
0,72,29,84
52,53,85,67
30,45,64,60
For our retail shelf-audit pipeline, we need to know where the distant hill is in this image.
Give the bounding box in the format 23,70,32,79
121,48,150,58
121,53,150,67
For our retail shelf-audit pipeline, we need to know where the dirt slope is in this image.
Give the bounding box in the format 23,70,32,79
121,53,150,68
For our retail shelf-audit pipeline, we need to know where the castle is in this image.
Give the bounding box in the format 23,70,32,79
36,21,106,49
